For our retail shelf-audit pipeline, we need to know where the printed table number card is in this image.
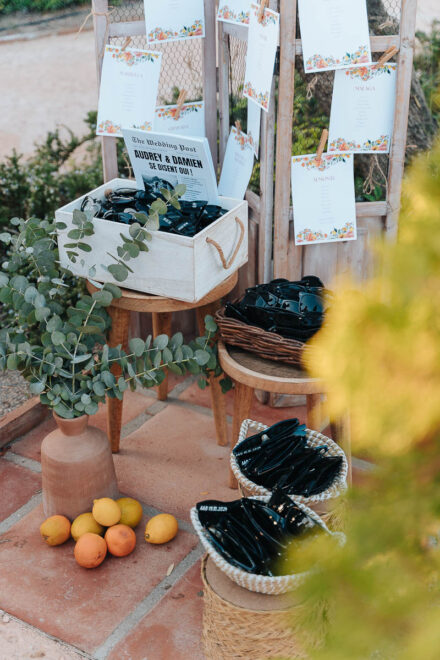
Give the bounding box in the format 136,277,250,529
243,4,280,112
123,129,219,204
154,102,205,138
218,127,255,200
144,0,205,45
247,100,261,158
217,0,251,25
96,46,162,138
291,153,357,245
328,64,397,153
298,0,371,73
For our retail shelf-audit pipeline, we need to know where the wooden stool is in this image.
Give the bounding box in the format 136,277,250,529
218,342,352,488
87,273,238,452
201,554,324,659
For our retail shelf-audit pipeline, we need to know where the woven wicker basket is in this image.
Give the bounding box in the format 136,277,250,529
231,419,348,508
215,307,307,367
191,495,345,595
201,555,326,659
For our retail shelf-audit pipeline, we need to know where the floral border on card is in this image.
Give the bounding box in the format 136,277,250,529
329,135,389,152
345,63,396,81
109,48,160,66
243,81,269,110
251,3,278,26
97,119,121,135
305,45,369,72
292,153,351,172
296,221,355,244
156,103,203,120
232,126,254,151
217,5,250,24
147,19,203,43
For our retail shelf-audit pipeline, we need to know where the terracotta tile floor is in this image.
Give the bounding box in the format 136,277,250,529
0,375,362,658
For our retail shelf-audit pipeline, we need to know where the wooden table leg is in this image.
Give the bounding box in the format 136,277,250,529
230,382,254,489
196,303,229,447
152,312,173,401
107,305,131,453
306,393,322,431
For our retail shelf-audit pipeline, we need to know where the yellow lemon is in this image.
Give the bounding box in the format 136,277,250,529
92,498,121,527
40,515,71,546
116,497,143,529
71,512,104,541
145,514,178,544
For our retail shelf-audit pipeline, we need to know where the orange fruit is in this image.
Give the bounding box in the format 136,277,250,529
40,515,71,546
74,532,107,568
105,524,136,557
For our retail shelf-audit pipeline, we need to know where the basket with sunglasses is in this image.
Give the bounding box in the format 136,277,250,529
191,489,345,594
215,276,329,367
230,419,348,517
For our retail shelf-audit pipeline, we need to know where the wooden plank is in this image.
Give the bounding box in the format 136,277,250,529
385,0,418,238
203,0,218,167
245,189,261,216
273,0,298,279
0,398,50,449
259,73,275,282
218,24,230,167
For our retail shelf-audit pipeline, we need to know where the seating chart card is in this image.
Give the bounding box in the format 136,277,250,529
243,4,280,112
96,46,162,138
298,0,371,74
144,0,205,45
123,129,219,204
291,153,357,245
154,101,205,138
218,127,254,200
247,100,261,158
217,0,251,26
328,64,397,154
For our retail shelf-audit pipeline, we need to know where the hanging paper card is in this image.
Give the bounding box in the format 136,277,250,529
247,100,261,158
144,0,205,45
218,127,254,200
217,0,251,26
298,0,371,74
96,46,162,138
291,153,356,245
328,64,397,154
243,4,279,112
123,129,219,204
154,102,205,138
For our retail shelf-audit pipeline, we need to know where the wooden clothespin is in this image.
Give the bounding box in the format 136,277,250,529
375,45,398,68
174,89,186,120
257,0,269,23
235,120,242,135
121,36,132,51
316,129,328,164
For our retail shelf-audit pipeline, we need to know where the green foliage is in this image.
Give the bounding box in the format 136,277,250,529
286,138,440,657
414,20,440,122
0,0,86,13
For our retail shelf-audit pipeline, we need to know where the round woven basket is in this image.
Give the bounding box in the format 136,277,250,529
191,496,345,595
231,419,348,508
201,554,326,660
215,307,308,367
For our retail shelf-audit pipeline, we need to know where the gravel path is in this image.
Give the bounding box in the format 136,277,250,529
0,370,30,417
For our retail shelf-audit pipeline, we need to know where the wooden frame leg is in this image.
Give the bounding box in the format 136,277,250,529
306,393,322,431
196,302,228,447
107,305,131,453
230,382,254,489
152,312,173,401
331,416,352,486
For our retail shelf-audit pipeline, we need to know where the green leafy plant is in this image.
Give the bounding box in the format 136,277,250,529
0,214,231,418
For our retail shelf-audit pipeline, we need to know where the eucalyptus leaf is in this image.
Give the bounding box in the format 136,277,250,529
153,334,168,350
194,349,210,366
129,337,145,357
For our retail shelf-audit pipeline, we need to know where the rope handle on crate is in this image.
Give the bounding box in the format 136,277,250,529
206,217,245,270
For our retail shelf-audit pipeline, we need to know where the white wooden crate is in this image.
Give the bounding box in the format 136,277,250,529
55,178,248,302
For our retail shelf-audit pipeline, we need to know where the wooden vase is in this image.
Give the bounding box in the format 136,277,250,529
41,412,118,520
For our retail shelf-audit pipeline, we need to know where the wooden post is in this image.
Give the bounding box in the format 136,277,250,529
385,0,418,239
273,0,298,279
218,23,231,167
203,0,218,167
258,73,276,282
92,0,118,183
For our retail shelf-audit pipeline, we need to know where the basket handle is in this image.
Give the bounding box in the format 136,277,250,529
206,217,245,270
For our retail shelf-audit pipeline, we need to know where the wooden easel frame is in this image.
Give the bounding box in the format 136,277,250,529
273,0,417,282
